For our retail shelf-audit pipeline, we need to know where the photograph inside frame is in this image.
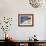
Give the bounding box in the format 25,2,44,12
18,14,34,27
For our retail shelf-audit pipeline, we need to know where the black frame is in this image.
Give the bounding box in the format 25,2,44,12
18,14,34,27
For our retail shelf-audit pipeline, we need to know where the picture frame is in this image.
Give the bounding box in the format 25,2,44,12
18,14,34,27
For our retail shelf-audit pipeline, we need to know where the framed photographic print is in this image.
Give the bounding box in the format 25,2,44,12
18,14,34,27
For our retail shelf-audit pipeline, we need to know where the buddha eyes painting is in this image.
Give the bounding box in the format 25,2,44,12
18,14,34,27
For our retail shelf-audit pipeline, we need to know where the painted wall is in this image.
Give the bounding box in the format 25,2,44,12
0,0,46,40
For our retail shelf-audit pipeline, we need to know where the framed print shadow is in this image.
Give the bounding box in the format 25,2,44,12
18,14,34,27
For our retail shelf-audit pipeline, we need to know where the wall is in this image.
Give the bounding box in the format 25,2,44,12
0,0,46,40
